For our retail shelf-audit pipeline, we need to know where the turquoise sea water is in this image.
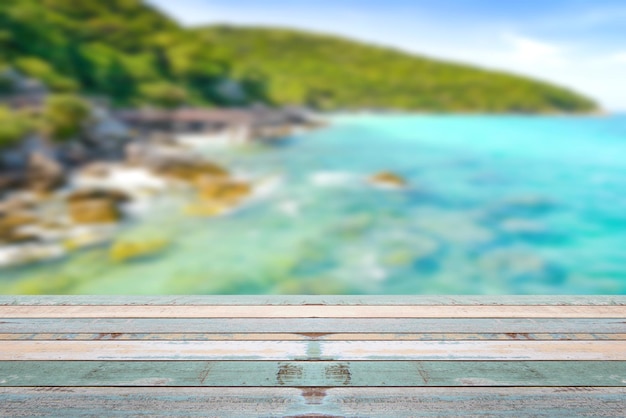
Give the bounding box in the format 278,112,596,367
2,114,626,295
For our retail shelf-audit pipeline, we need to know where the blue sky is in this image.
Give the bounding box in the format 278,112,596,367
147,0,626,110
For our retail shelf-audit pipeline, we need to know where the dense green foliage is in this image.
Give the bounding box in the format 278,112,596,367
198,27,598,113
42,95,92,142
0,107,35,148
0,0,598,112
0,0,230,107
0,95,92,147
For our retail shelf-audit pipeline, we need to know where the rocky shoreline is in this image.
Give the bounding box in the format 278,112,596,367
0,140,415,269
0,107,324,268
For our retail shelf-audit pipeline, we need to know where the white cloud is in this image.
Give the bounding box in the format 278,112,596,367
610,52,626,63
146,0,626,110
148,0,213,25
402,34,626,110
502,33,563,64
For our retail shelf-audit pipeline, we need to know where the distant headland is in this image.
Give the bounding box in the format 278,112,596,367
0,0,598,114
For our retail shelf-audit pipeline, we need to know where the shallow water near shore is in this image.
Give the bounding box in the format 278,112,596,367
2,114,626,295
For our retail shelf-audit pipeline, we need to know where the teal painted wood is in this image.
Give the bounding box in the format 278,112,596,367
1,387,625,417
2,296,625,305
1,318,624,333
1,298,624,416
1,361,625,387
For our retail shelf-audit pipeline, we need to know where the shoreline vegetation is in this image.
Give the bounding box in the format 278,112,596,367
0,1,602,271
0,1,598,113
0,86,326,267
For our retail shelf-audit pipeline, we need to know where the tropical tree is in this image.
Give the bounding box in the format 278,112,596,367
0,106,34,148
43,95,91,142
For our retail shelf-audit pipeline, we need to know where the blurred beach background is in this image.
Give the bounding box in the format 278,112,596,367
0,1,625,295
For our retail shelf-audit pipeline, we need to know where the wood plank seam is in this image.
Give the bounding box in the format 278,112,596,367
0,297,624,416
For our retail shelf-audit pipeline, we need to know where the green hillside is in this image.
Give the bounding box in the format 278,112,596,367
0,0,598,113
198,26,598,113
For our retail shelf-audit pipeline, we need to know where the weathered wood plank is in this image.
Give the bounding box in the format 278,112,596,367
2,340,624,361
1,361,625,387
1,297,622,417
1,318,624,333
2,387,625,417
3,305,624,318
2,296,625,306
1,332,623,341
320,340,626,361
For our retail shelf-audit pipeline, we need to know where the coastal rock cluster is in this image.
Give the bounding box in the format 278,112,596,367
0,116,318,269
0,209,38,244
0,147,260,267
0,70,320,268
368,171,409,189
66,189,129,224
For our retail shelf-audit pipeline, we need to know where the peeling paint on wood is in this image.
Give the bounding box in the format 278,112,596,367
1,361,625,387
1,340,624,361
2,305,625,318
1,387,626,417
2,318,624,333
1,332,624,341
2,296,625,306
1,296,624,416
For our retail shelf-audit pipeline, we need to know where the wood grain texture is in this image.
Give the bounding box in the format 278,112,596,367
1,387,625,417
1,361,625,387
2,295,625,306
2,340,625,361
2,304,625,318
2,318,624,333
2,296,624,416
1,332,623,341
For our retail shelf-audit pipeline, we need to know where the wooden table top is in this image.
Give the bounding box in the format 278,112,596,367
1,296,625,417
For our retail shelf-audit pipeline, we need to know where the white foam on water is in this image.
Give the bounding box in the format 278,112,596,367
252,175,284,199
360,252,388,282
203,174,285,218
0,243,66,268
74,166,167,197
120,199,156,217
276,200,301,218
310,171,357,187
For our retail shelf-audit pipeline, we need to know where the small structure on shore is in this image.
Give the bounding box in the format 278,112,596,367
115,106,318,146
116,108,253,146
0,88,321,268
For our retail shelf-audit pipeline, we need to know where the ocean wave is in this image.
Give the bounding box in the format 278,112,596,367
310,171,358,187
252,175,284,199
276,200,301,217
